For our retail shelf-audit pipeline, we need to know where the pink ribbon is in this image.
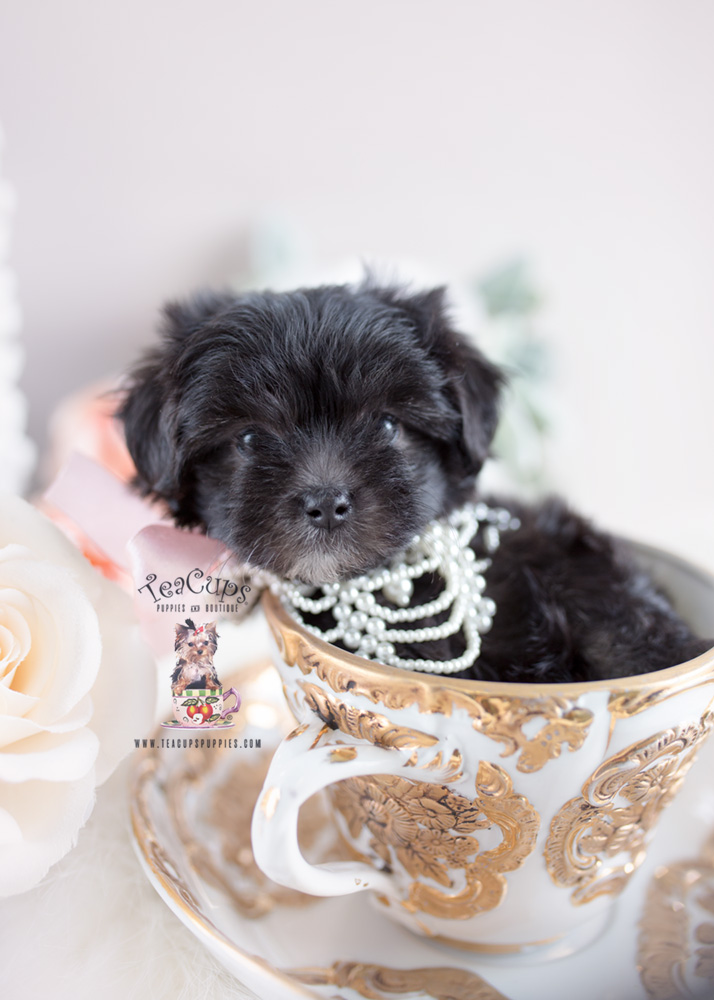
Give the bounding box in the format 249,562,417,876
45,452,235,658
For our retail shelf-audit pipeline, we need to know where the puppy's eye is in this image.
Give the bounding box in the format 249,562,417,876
237,428,257,451
380,414,400,440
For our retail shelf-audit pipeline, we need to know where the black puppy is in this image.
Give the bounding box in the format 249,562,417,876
120,281,708,682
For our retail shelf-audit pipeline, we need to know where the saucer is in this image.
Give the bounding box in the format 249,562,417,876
160,718,236,730
130,658,714,1000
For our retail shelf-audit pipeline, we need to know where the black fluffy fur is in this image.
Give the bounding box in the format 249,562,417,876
119,281,709,683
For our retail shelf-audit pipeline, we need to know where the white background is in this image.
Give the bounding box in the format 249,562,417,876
1,0,713,562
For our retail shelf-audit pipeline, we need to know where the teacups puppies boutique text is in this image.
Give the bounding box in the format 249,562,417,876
138,568,251,613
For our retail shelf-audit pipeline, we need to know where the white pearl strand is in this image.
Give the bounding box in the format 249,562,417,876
274,501,520,675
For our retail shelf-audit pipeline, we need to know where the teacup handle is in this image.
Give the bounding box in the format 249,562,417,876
220,687,241,720
251,718,457,897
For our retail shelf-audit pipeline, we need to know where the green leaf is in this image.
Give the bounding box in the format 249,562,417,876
478,259,540,318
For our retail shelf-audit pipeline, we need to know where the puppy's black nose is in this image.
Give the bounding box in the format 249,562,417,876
302,488,352,531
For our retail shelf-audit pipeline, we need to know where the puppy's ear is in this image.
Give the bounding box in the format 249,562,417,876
174,624,190,649
369,284,504,475
119,353,180,504
160,290,236,343
119,291,235,513
447,332,504,475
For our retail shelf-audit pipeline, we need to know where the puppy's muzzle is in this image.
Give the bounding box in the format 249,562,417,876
301,487,352,532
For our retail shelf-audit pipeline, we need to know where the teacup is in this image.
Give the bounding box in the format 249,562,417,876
171,686,241,727
251,541,714,958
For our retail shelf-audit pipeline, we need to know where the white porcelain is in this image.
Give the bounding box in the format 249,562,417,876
131,655,714,1000
252,542,714,957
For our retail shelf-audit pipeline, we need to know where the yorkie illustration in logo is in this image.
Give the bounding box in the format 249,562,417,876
161,619,241,729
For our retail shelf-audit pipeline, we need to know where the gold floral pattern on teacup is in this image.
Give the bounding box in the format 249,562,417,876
298,680,464,781
545,718,714,905
462,695,594,773
284,633,595,773
299,680,439,749
638,836,714,999
330,761,539,919
133,722,348,919
609,668,714,720
290,960,511,1000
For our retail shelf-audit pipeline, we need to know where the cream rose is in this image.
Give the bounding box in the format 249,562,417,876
0,494,156,896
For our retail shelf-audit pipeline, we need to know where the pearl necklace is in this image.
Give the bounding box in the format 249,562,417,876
274,501,520,675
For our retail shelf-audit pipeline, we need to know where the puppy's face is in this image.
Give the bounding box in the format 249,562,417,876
121,283,502,583
174,622,218,662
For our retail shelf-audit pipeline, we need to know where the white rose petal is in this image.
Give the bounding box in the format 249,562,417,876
0,687,38,722
0,595,32,665
0,728,99,782
0,494,157,895
0,801,22,845
87,587,157,783
0,556,101,722
0,774,96,897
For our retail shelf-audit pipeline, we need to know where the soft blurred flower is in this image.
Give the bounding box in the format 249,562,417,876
0,494,155,896
471,258,556,496
43,380,138,584
45,380,135,487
